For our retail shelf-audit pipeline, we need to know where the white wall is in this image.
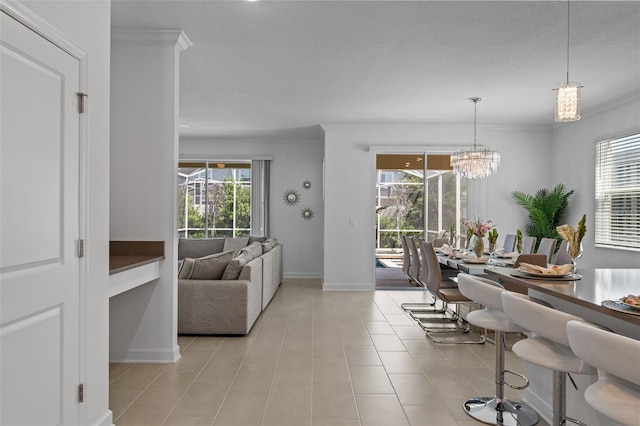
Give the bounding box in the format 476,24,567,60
16,1,112,424
551,93,640,268
322,124,554,290
110,31,189,362
180,136,325,278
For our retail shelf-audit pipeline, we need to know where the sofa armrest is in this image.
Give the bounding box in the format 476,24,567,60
178,257,263,335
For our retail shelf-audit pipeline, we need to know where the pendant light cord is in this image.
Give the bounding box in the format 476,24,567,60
469,97,480,149
566,0,570,85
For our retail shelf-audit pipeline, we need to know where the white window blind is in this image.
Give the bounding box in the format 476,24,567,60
595,133,640,251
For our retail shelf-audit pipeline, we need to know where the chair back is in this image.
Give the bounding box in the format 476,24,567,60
513,254,548,268
502,292,582,347
407,236,420,282
536,238,557,263
457,274,505,312
432,238,447,248
400,235,411,275
566,321,640,387
417,241,430,287
502,234,516,252
554,240,571,265
521,236,536,254
420,240,442,295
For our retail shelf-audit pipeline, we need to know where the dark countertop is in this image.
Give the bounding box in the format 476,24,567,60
109,241,165,275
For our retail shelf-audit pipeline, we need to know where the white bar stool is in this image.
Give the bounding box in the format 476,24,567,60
457,274,539,426
501,292,596,426
566,320,640,426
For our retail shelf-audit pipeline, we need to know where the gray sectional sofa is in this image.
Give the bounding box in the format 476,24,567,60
177,236,282,335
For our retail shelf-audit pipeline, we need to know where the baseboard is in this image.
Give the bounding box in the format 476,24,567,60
109,344,181,363
90,409,113,426
322,282,375,291
283,272,322,278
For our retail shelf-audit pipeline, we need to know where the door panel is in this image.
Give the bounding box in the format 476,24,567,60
1,11,80,425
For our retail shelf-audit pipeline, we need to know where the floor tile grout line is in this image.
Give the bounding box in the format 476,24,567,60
158,336,226,426
112,362,172,424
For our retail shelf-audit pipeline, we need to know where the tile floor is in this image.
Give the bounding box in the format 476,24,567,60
110,278,542,426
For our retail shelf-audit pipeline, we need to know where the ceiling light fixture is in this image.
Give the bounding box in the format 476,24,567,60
450,97,500,179
554,0,582,122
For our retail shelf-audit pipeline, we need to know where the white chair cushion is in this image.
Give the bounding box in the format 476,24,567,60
584,377,640,426
512,335,596,375
467,309,526,333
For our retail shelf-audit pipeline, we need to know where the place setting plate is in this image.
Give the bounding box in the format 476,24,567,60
510,270,582,281
601,300,640,316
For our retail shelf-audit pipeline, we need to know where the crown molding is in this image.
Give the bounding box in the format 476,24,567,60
112,29,193,51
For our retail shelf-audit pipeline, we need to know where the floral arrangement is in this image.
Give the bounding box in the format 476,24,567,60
463,217,494,238
557,214,587,258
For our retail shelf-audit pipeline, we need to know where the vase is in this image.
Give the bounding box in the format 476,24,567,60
471,235,484,258
567,241,584,274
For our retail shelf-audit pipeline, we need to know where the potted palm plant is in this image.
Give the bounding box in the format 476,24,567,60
511,184,574,252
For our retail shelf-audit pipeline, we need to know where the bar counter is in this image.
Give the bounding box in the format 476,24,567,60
485,266,640,338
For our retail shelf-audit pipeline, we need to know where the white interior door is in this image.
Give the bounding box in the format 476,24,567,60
1,11,81,425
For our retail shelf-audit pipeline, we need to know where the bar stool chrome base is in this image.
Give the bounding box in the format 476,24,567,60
463,396,539,426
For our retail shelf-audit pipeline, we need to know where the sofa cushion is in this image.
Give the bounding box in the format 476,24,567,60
243,241,263,259
262,238,278,253
178,238,225,260
248,235,267,244
189,250,234,280
223,237,249,257
222,251,253,280
178,257,196,279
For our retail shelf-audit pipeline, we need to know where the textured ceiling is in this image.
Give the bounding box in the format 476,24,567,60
111,1,640,138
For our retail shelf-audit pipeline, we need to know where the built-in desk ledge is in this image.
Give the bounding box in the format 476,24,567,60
109,241,165,298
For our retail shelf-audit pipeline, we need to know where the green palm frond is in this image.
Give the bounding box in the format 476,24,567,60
511,184,574,251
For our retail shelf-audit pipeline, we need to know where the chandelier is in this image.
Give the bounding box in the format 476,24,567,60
450,98,501,179
554,0,582,122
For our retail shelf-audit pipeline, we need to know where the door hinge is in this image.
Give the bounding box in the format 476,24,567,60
77,239,85,258
78,384,84,403
77,92,88,113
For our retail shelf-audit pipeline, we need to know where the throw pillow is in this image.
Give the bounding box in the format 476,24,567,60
248,235,267,244
189,250,234,280
262,238,278,252
223,237,250,257
221,250,254,280
178,258,195,279
242,241,263,259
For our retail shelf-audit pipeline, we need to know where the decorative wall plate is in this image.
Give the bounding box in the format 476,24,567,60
301,208,314,220
283,190,300,206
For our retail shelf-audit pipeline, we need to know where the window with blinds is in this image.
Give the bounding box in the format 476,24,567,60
595,133,640,251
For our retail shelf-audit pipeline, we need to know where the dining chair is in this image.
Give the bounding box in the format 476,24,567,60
536,238,557,263
554,240,572,265
502,234,516,253
401,238,455,317
432,238,448,248
400,235,412,282
407,236,421,284
418,241,485,344
513,254,548,268
521,236,536,254
566,321,640,426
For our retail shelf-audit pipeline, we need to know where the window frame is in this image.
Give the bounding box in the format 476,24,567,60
594,132,640,252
